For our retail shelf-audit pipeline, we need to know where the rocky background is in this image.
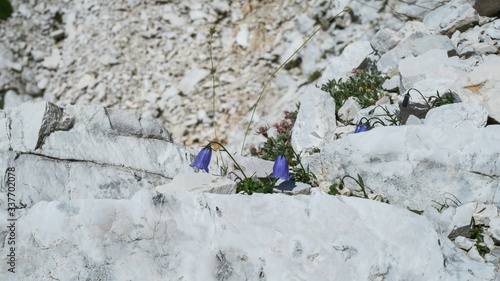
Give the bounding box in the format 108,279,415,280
1,0,500,280
1,0,446,150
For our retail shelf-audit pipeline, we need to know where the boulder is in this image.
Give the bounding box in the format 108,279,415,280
0,101,193,209
423,102,489,129
303,125,500,211
0,189,494,280
291,85,336,153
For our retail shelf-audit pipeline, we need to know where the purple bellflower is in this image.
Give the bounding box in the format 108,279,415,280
190,145,212,172
355,124,369,133
271,155,292,181
402,93,410,108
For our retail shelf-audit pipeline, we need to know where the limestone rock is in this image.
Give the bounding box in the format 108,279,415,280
156,173,236,194
370,28,401,55
456,55,500,121
338,97,362,124
0,189,495,280
302,125,500,211
424,102,489,129
291,85,336,153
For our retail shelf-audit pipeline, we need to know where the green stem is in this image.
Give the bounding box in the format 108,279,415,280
210,141,248,179
209,27,226,169
240,7,350,155
209,28,218,142
341,175,368,198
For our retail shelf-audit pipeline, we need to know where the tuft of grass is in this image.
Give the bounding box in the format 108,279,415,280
320,69,388,118
406,88,457,112
329,174,388,203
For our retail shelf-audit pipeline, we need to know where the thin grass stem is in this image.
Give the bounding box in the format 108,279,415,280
240,7,350,155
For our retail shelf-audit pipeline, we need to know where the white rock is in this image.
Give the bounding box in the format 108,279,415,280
423,2,479,34
236,24,249,49
228,156,275,181
455,55,500,121
455,236,475,251
468,246,485,263
156,173,236,194
42,54,61,70
319,41,373,85
489,217,500,240
405,115,422,125
212,2,230,14
3,90,24,109
473,204,498,226
297,14,315,34
50,30,65,40
398,49,449,92
485,28,500,40
291,85,336,153
450,204,474,238
411,35,455,56
338,97,361,124
178,68,210,96
303,125,500,211
382,75,400,91
370,28,400,55
36,77,49,90
0,190,495,280
424,103,489,129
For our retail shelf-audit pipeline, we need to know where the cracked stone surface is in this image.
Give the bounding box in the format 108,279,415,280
303,125,500,211
0,101,194,210
0,189,495,280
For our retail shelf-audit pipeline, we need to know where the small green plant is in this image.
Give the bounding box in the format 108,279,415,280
329,174,389,203
250,103,317,187
329,174,369,198
320,69,388,118
468,225,490,256
237,177,277,195
405,88,457,112
431,192,463,213
250,103,299,161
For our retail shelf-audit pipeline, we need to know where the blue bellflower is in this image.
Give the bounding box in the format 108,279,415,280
190,146,212,172
355,124,370,133
271,155,292,181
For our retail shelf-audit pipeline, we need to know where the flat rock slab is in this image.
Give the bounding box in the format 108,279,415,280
0,190,494,280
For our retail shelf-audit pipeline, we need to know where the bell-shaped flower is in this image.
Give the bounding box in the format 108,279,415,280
402,93,410,108
271,155,292,181
190,146,212,172
355,125,369,133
